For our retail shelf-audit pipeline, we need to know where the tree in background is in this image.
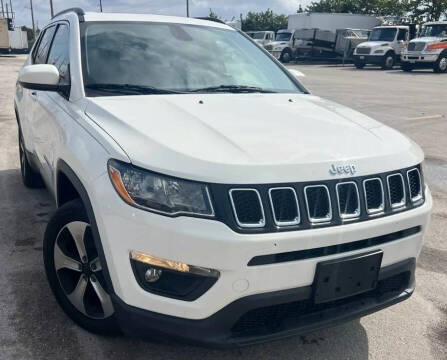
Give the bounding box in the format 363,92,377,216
408,0,447,22
208,9,221,20
241,9,288,32
305,0,447,21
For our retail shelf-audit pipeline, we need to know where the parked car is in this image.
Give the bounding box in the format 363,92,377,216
401,21,447,73
353,25,415,69
15,8,432,347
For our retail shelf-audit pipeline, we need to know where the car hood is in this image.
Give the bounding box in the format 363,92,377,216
358,41,389,48
85,94,423,184
410,36,447,44
269,41,289,47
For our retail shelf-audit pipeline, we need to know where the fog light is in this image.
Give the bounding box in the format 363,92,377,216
130,250,220,301
145,267,162,283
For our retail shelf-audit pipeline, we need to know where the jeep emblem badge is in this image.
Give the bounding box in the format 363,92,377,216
329,164,357,176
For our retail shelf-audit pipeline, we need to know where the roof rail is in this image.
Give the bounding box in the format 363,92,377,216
195,17,226,25
52,7,85,21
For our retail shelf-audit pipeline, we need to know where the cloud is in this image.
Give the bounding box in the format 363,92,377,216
6,0,311,28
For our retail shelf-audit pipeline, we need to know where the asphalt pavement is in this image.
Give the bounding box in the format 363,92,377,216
0,55,445,359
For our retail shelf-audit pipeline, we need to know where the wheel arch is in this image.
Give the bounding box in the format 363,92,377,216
56,159,116,295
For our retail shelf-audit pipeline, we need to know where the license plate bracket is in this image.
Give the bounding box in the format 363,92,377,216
313,250,383,304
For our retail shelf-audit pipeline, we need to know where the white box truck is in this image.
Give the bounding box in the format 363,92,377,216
0,18,9,52
266,13,380,61
0,20,28,53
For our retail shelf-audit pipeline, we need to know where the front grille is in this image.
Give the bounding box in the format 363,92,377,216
408,42,426,52
356,47,371,55
407,169,422,202
387,174,406,209
336,182,360,219
305,185,332,223
364,178,384,214
229,189,265,228
231,271,411,337
218,165,424,234
269,188,300,226
265,44,273,51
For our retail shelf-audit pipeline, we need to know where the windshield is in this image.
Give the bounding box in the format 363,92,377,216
276,32,291,41
252,32,266,39
369,28,397,42
81,22,301,96
420,24,447,38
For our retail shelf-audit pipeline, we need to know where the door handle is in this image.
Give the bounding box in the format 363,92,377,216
30,91,38,99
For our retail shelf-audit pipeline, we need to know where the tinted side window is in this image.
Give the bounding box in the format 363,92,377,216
398,29,407,41
34,26,56,64
47,24,70,86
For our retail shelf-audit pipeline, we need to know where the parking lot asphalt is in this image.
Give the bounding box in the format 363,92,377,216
0,55,446,360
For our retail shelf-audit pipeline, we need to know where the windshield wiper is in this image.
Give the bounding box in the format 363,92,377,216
85,83,183,95
188,85,277,94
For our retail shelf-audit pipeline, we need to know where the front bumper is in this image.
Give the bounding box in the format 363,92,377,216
402,52,438,66
112,258,416,347
91,168,432,320
268,50,282,60
353,54,384,64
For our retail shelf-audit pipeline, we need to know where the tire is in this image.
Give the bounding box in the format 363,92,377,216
382,52,395,70
18,130,44,188
43,199,120,335
280,50,292,63
401,62,414,72
433,53,447,73
354,60,365,69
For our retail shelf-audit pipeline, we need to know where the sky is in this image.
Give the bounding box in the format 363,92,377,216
2,0,313,29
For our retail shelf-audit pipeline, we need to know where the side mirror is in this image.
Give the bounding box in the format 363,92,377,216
288,68,306,78
18,64,62,91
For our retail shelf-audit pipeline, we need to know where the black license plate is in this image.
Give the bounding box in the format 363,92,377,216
313,250,383,304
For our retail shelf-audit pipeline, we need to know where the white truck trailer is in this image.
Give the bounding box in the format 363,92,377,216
266,13,380,61
0,19,28,53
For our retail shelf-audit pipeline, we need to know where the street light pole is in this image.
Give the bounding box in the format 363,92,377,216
99,0,103,12
49,0,54,17
29,0,35,37
186,0,189,17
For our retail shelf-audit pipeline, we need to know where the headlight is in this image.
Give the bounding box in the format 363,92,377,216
108,159,214,217
374,50,385,54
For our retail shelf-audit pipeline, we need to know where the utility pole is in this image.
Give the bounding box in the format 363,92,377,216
1,0,4,18
29,0,35,38
99,0,103,12
5,2,8,18
49,0,54,17
186,0,189,17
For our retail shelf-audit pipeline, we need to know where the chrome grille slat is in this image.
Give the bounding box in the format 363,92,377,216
356,47,371,55
229,189,265,228
363,178,385,215
387,174,406,209
336,182,360,220
269,188,300,227
407,169,423,203
227,167,423,232
304,185,332,224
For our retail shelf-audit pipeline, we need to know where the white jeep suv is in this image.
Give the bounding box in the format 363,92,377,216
15,8,432,347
